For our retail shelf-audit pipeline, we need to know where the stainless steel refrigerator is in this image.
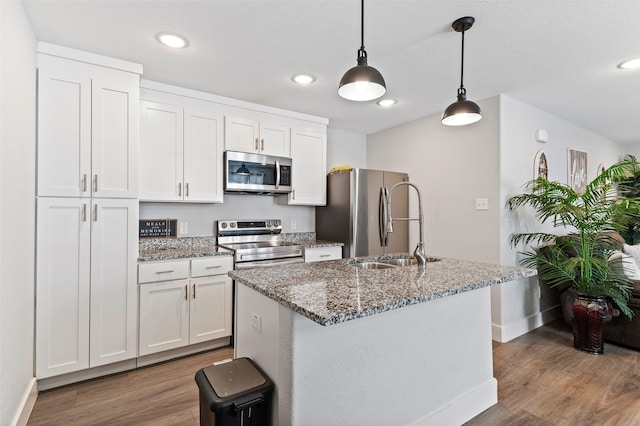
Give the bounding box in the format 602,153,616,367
316,168,409,259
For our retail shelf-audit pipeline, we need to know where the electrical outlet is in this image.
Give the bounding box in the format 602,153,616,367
179,222,188,235
251,312,262,333
291,219,297,230
475,198,489,211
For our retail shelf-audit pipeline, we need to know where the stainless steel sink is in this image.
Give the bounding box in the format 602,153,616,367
380,257,440,266
380,258,417,267
351,262,398,270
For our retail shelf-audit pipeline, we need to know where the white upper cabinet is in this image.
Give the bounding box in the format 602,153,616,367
184,108,224,202
37,53,139,198
225,116,290,157
288,128,327,206
139,100,224,203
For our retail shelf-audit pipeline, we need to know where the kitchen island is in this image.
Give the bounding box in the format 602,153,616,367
230,255,535,425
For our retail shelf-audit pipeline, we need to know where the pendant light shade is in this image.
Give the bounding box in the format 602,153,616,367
442,16,482,126
338,0,386,101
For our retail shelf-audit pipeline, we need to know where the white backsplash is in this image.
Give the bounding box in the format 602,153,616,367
140,194,315,237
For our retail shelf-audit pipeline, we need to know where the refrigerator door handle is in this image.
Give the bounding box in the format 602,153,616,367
379,186,389,247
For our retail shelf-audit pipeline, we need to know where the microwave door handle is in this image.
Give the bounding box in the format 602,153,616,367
275,160,280,189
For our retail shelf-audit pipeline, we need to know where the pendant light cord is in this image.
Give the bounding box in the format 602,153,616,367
360,0,365,50
459,29,465,92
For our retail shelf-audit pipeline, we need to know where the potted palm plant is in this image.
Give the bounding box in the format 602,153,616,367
506,160,640,354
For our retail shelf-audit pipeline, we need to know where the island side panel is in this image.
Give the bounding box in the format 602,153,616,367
287,286,497,426
234,283,288,426
236,282,498,425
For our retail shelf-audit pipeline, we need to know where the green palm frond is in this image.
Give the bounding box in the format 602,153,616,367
507,160,640,319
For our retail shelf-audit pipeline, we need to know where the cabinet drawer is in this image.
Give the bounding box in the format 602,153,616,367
191,256,233,277
305,246,342,263
138,260,190,283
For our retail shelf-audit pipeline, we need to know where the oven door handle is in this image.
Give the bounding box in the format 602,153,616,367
275,159,280,190
235,257,304,269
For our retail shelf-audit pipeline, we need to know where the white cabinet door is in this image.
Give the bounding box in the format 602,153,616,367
37,63,91,197
259,121,290,157
91,73,138,198
189,275,233,344
139,279,190,356
184,108,224,202
89,199,138,367
139,100,184,201
36,198,91,378
224,116,259,153
37,56,138,198
225,116,290,156
289,129,327,206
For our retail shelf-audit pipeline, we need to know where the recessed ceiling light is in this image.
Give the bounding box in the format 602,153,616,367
156,32,189,48
292,74,316,85
618,57,640,70
377,99,397,107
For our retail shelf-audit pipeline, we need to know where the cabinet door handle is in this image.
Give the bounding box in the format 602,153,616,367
292,189,296,200
184,285,188,301
255,137,259,151
186,183,189,197
155,270,175,274
82,174,87,192
261,138,264,151
320,254,331,258
192,283,196,299
82,203,87,222
93,204,98,222
206,265,222,269
178,182,182,197
93,175,98,193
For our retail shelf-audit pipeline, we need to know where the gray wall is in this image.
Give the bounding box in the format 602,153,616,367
1,2,37,424
367,96,501,263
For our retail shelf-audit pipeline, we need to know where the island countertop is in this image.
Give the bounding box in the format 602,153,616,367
229,254,536,326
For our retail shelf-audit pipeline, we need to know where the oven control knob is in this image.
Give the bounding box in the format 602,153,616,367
230,222,237,228
220,222,228,229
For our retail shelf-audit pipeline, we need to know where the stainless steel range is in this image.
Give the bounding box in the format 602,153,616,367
216,219,304,269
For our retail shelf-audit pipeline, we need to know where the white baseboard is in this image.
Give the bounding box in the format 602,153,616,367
414,378,498,425
491,305,563,343
11,377,38,426
136,337,230,367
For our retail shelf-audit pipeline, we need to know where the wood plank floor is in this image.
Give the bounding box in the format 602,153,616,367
27,346,234,426
27,321,640,425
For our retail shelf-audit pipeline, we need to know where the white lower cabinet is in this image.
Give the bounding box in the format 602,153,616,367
304,246,343,263
36,197,138,378
138,257,233,356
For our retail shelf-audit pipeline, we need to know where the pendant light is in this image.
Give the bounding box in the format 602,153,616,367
442,16,482,126
338,0,386,101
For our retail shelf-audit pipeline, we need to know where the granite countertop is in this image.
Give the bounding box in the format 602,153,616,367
138,237,232,262
301,240,344,249
230,254,536,326
138,234,342,262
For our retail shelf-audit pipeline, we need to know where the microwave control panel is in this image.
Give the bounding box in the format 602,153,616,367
280,165,291,186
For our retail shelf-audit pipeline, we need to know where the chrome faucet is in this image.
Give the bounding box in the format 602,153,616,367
384,181,427,267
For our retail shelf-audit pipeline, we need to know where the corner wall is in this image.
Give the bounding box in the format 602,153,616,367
495,94,625,341
0,1,38,424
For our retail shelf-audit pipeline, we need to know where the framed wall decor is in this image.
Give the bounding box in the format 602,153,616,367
534,149,548,180
568,149,588,193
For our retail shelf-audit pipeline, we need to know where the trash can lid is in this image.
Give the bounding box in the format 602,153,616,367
203,358,267,398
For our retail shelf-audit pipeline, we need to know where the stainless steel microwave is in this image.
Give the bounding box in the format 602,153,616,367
224,150,293,194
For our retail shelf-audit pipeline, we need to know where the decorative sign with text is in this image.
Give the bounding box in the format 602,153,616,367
139,219,177,238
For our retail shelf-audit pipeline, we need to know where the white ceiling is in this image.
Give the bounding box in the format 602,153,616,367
22,0,640,143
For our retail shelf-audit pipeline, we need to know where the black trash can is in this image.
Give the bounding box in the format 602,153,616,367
195,357,274,426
